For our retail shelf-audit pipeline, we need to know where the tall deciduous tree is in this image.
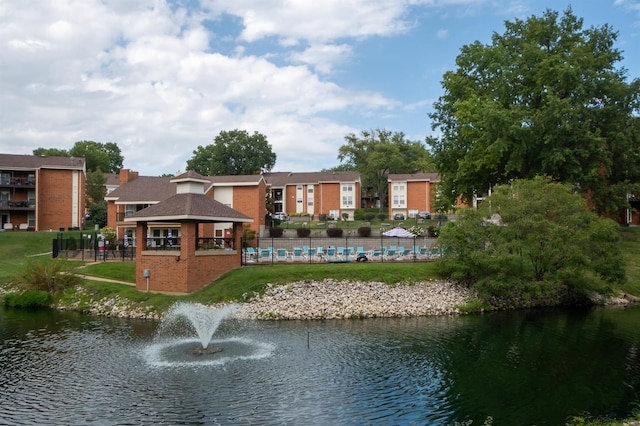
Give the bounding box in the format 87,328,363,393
69,141,123,174
85,168,107,206
337,129,434,208
428,8,640,214
33,141,124,174
186,130,276,176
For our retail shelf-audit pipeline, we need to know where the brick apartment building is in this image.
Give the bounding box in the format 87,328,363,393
387,173,439,219
264,171,362,220
0,154,86,232
105,169,267,243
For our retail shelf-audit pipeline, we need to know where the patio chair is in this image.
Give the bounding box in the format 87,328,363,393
276,248,289,262
325,247,336,261
345,247,355,260
245,247,257,263
369,249,382,261
307,247,317,261
384,247,397,260
258,248,272,263
292,247,304,262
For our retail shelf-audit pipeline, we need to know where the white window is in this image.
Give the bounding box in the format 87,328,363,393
392,195,406,207
342,195,353,206
307,187,314,193
342,184,353,192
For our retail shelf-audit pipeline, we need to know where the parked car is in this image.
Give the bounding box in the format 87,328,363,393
393,213,405,220
273,212,288,221
417,211,431,220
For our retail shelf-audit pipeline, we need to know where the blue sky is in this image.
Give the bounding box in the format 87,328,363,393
1,0,639,176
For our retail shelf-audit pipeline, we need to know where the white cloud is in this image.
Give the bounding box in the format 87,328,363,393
436,28,449,39
0,0,409,175
208,0,412,44
289,44,353,74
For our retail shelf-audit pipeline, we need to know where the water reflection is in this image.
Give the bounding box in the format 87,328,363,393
0,304,638,425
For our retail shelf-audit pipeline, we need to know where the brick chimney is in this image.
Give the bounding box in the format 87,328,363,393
119,169,139,185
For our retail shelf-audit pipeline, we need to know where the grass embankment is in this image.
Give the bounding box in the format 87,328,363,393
2,227,639,314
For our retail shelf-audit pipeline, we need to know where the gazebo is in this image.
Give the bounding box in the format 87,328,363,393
125,171,252,294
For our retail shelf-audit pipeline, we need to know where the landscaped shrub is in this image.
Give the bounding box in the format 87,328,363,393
18,260,82,294
376,213,387,221
357,226,371,237
269,227,284,238
4,290,52,309
296,227,311,237
363,212,376,221
67,235,78,251
326,227,343,238
354,208,379,221
427,226,440,237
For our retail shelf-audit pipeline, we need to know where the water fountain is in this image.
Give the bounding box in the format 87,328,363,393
157,302,238,353
146,302,274,367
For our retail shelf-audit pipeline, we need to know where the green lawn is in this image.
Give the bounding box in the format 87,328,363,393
2,226,639,310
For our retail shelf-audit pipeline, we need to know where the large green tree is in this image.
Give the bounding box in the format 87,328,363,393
33,141,124,174
85,168,107,206
186,129,276,176
437,177,625,306
428,8,640,214
337,129,434,208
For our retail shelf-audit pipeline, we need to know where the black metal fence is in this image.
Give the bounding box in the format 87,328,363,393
242,235,442,265
52,232,134,262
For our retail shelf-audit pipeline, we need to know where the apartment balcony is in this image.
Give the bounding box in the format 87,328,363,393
0,177,36,188
0,200,35,210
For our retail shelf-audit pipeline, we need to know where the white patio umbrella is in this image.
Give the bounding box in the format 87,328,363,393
382,227,415,238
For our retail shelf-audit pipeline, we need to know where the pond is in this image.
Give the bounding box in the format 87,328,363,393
1,304,639,425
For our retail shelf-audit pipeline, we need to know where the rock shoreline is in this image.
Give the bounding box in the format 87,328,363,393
237,279,477,320
3,279,636,321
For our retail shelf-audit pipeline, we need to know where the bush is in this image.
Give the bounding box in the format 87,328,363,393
326,228,344,238
4,290,52,309
296,228,311,237
354,208,379,221
363,212,376,221
377,213,387,221
67,235,78,251
17,260,82,294
427,226,440,237
436,177,626,307
357,226,371,237
269,227,284,238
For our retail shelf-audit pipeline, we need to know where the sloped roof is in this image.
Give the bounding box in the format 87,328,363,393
0,154,85,170
104,173,120,186
124,192,252,223
105,176,175,203
106,173,265,203
387,172,440,182
264,171,360,186
209,174,264,186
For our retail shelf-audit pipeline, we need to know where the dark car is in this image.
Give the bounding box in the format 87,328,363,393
417,211,431,220
393,213,405,220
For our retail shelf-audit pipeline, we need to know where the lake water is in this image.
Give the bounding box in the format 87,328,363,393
1,304,639,425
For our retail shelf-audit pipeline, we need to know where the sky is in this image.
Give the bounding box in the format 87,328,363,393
2,0,640,176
